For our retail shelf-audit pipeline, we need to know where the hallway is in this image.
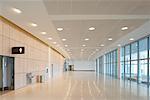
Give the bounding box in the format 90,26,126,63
0,72,149,100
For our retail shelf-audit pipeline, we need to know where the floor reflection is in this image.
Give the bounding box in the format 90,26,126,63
0,71,149,100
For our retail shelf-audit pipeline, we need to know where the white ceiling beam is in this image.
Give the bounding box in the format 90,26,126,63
49,15,150,20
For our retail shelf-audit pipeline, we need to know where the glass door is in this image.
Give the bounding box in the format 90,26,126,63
7,57,14,90
0,56,14,93
2,56,14,91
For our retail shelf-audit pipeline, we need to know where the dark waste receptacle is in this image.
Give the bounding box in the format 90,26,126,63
36,75,40,83
40,75,42,83
68,65,74,71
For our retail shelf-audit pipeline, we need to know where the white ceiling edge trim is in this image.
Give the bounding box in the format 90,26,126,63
93,20,150,60
49,15,150,21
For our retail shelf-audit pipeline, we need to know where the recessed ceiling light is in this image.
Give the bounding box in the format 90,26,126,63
82,45,86,47
91,52,95,55
108,38,113,41
130,38,134,41
89,27,95,31
62,38,66,41
67,49,70,51
81,49,84,51
84,38,89,41
30,23,37,27
65,45,68,47
53,42,57,44
96,49,99,51
117,44,121,47
41,32,47,35
57,28,63,31
48,37,52,40
12,8,22,14
100,44,104,47
121,26,128,31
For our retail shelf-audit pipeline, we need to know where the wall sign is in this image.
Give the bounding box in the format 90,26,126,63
12,47,25,54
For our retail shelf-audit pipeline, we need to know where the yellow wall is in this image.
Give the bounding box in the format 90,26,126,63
0,17,65,89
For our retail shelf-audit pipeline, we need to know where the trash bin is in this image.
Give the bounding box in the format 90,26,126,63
40,75,43,83
26,73,33,84
68,65,74,71
36,75,40,83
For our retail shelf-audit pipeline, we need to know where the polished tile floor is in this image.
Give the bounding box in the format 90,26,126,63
0,71,150,100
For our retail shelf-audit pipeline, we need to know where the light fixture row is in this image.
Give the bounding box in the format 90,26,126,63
56,26,129,32
11,7,63,49
12,7,134,57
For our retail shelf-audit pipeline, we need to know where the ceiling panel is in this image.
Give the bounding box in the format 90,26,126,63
44,0,150,15
53,19,148,60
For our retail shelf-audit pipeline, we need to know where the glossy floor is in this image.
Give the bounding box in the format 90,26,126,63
0,71,150,100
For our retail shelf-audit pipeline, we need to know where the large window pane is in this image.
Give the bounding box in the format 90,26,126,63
99,57,101,73
106,54,108,74
110,53,112,76
99,56,104,74
97,58,99,73
131,61,138,81
125,45,130,79
108,53,110,75
139,60,148,83
125,61,130,80
96,59,98,73
125,45,130,61
113,51,115,77
131,42,138,81
115,50,118,78
131,42,138,60
104,49,118,77
120,47,125,79
139,38,148,83
100,56,104,74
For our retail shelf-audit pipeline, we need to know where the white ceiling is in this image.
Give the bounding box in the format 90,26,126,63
1,0,150,60
52,19,148,60
44,0,150,15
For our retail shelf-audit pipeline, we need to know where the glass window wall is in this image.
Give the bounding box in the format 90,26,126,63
96,35,150,86
120,36,150,86
104,49,118,78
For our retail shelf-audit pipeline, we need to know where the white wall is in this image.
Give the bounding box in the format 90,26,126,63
50,49,65,78
70,60,95,71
